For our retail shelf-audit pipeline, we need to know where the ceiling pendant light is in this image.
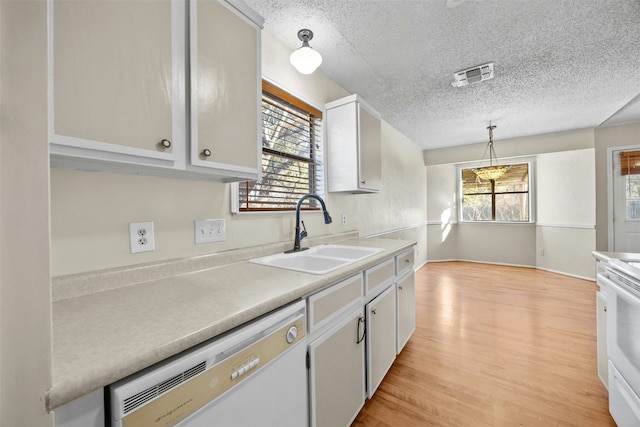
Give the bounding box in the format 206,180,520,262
289,29,322,74
472,123,510,180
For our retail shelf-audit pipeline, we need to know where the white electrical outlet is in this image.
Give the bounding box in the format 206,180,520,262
129,221,155,254
342,214,347,226
195,219,225,244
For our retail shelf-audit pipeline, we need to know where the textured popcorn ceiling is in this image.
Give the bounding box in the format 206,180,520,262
243,0,640,149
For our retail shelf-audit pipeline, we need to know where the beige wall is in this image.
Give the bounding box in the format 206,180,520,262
50,29,427,276
535,148,596,277
594,121,640,250
0,1,53,426
425,130,597,279
357,121,427,262
424,128,595,166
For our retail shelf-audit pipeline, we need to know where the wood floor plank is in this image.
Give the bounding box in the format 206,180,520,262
352,261,615,427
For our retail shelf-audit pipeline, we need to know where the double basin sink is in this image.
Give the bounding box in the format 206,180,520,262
250,244,384,275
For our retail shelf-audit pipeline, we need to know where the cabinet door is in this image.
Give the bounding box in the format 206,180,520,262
395,247,415,278
364,258,394,297
366,285,396,398
597,290,608,388
326,101,359,192
309,308,365,427
51,0,181,165
397,271,416,354
54,389,104,427
190,0,261,180
357,103,382,191
325,95,381,193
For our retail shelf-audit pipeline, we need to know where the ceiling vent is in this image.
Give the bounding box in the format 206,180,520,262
451,62,494,87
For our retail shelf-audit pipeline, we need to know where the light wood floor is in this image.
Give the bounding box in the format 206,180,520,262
352,261,615,427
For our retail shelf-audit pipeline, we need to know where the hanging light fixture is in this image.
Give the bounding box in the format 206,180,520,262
289,29,322,74
472,123,510,180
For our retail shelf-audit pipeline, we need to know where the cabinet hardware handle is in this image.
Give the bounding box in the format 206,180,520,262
604,306,607,312
405,259,410,263
372,309,377,315
159,139,171,149
202,148,212,157
356,316,366,344
399,285,403,290
361,180,366,184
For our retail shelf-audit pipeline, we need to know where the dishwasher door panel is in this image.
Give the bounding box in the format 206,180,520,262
179,339,307,426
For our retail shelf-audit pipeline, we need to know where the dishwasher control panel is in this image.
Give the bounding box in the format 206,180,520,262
230,355,260,380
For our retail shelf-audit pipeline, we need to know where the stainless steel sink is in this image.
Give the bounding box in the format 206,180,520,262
249,244,384,274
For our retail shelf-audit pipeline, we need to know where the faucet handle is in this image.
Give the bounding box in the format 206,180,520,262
300,221,308,239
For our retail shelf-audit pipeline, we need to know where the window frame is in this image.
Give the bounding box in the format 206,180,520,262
457,159,535,224
231,80,325,214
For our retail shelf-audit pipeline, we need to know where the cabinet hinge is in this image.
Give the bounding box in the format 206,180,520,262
306,350,310,369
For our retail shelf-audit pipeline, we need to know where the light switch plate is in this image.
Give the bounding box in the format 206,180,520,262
195,219,225,244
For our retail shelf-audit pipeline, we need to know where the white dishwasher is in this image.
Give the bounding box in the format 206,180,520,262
109,300,307,427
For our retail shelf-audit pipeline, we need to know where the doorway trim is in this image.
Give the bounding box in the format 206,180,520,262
608,144,640,251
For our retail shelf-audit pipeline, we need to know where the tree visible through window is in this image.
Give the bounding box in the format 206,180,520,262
460,163,530,222
238,81,323,212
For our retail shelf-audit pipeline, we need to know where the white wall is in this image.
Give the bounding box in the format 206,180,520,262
425,130,596,279
0,0,54,425
535,149,596,277
50,28,427,275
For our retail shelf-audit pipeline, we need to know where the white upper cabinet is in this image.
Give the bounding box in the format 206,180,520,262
325,94,382,193
49,0,263,182
50,0,184,169
189,0,262,181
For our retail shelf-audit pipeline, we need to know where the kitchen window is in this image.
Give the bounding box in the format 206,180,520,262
233,81,324,213
459,162,531,222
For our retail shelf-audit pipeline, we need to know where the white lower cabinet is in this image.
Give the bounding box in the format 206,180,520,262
307,274,365,427
396,269,416,354
366,285,396,398
308,308,366,427
595,268,609,390
597,290,608,388
306,247,416,426
54,388,104,427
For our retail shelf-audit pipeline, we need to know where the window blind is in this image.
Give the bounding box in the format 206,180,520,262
620,150,640,176
238,82,323,212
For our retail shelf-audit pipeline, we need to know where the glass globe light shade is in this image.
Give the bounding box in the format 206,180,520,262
290,46,323,74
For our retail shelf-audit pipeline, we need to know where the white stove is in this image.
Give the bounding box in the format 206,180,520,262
605,258,640,427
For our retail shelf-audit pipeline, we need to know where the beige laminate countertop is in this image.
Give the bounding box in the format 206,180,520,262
49,237,415,410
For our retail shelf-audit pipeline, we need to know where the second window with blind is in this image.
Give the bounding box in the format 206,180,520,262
235,81,324,213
